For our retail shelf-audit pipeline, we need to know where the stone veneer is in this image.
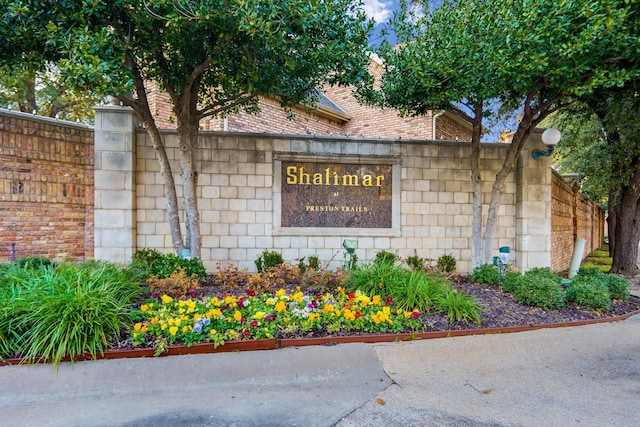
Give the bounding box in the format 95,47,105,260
94,107,558,273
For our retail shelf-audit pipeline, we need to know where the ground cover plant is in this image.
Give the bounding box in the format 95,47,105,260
0,250,638,365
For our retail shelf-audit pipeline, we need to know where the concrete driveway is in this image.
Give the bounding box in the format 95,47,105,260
2,316,640,427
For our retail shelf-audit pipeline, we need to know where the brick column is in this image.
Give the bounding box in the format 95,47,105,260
93,105,137,264
516,130,553,271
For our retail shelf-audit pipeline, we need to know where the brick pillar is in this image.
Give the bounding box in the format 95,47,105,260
516,130,553,271
93,105,137,264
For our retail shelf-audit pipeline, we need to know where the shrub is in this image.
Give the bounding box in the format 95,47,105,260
128,249,206,281
565,279,610,312
406,255,426,271
576,266,604,277
470,264,501,286
374,250,399,265
146,267,200,298
500,270,524,293
603,274,630,300
308,255,321,271
255,249,284,272
523,267,561,284
513,277,565,310
575,268,630,301
15,256,58,271
436,253,457,273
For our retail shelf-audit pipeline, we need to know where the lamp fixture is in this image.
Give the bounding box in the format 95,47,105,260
532,127,561,160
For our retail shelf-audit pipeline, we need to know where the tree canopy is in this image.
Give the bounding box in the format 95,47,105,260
366,0,640,267
1,0,374,258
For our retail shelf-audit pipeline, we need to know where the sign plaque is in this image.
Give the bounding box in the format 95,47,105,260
281,161,393,228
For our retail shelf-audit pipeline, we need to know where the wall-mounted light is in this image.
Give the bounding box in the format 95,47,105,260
532,128,561,160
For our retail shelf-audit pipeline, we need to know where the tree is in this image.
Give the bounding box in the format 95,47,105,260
551,82,640,276
0,61,104,123
1,0,373,259
364,0,639,268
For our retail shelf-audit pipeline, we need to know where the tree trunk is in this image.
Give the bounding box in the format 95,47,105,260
609,165,640,276
121,54,186,255
481,120,534,265
176,121,202,259
469,102,484,269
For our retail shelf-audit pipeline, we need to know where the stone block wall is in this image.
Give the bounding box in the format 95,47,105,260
0,110,94,261
132,123,523,273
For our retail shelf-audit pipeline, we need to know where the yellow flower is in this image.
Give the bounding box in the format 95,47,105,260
150,317,159,324
167,318,175,326
276,289,287,297
141,325,148,332
209,297,221,307
169,326,178,336
322,304,335,314
161,324,167,331
224,295,236,305
253,311,266,320
174,318,181,327
140,304,149,312
372,295,381,305
276,301,287,313
382,306,391,316
161,295,173,304
233,311,243,321
182,326,189,333
291,291,304,303
343,309,355,321
309,312,319,321
207,308,222,319
210,329,217,335
134,322,142,331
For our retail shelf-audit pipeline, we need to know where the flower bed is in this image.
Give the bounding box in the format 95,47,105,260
130,287,423,354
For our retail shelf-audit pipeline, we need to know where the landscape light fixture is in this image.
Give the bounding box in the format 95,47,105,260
532,128,561,160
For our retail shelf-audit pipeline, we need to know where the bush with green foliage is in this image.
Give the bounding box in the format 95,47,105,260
565,279,611,311
128,249,206,281
255,249,285,272
471,264,501,286
406,255,426,271
513,277,565,310
574,267,630,301
500,270,524,293
0,260,144,365
523,267,561,284
375,250,400,265
436,253,457,273
603,274,630,300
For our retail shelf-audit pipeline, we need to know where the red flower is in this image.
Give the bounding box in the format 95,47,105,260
355,311,362,318
251,320,258,328
243,329,250,337
246,290,256,297
412,311,420,319
385,296,393,306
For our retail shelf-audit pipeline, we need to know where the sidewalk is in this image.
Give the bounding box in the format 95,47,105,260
2,315,640,427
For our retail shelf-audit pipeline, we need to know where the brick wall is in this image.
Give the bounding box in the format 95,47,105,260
148,79,472,140
0,110,94,261
551,171,605,271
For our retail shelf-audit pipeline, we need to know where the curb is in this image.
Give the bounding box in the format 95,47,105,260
2,308,639,366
